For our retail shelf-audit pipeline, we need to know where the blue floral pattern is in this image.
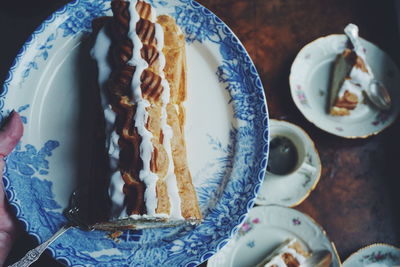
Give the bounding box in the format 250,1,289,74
3,140,62,236
15,0,110,85
22,34,56,80
59,0,110,37
1,0,268,266
148,0,168,7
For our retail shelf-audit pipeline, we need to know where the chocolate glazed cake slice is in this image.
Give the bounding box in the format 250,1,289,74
90,0,201,230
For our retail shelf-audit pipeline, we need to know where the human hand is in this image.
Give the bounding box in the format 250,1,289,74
0,111,24,267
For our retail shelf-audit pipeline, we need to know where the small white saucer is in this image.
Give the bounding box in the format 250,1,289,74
343,243,400,267
289,34,400,138
207,205,341,267
255,119,321,207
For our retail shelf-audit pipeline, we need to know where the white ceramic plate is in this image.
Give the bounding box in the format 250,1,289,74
290,34,400,138
207,205,341,267
0,0,268,266
343,243,400,267
256,120,321,207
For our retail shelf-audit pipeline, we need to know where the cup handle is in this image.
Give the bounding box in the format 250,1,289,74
297,162,316,176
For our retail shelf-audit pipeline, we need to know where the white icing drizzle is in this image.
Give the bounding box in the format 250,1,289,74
127,0,160,216
91,26,127,219
338,60,374,100
109,171,127,218
91,0,183,219
349,65,373,88
154,20,183,219
338,79,362,100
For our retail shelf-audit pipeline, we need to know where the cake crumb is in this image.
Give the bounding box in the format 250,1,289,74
108,231,123,242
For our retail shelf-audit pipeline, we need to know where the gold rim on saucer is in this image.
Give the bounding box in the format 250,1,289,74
260,119,322,208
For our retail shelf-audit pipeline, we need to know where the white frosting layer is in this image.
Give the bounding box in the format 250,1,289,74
349,65,373,88
263,240,307,267
338,52,374,101
127,0,160,216
109,171,127,217
338,79,363,100
91,26,127,219
91,0,183,219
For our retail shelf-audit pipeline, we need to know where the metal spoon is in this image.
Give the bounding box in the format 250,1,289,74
8,189,92,267
366,79,392,111
302,250,332,267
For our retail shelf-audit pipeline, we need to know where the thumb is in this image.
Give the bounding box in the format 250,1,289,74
0,156,5,210
0,111,24,157
0,230,14,267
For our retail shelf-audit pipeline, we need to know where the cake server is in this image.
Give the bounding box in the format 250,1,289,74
8,189,92,267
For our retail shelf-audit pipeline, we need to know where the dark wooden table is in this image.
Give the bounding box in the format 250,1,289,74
2,0,400,266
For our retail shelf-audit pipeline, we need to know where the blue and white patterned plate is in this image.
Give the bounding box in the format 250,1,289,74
0,0,268,266
343,243,400,267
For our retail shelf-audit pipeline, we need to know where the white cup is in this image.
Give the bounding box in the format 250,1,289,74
267,123,316,178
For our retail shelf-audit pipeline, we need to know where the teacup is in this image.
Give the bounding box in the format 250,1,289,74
266,122,316,178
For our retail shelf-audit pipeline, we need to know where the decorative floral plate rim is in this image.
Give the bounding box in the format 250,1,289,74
255,119,321,207
1,0,269,266
207,205,341,267
343,243,400,267
289,34,400,139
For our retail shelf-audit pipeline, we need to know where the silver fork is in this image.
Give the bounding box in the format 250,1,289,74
8,190,92,267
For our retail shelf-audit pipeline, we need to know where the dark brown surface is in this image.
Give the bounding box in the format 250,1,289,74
1,0,400,266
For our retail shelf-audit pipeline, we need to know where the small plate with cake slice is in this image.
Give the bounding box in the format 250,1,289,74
207,205,341,267
290,24,400,138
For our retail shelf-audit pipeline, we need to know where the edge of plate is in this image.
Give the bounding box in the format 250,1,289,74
342,243,400,266
199,1,270,263
298,208,342,267
1,1,77,102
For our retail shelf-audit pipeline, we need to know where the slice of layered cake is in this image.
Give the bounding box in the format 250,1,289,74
328,42,374,116
256,239,310,267
89,0,201,230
